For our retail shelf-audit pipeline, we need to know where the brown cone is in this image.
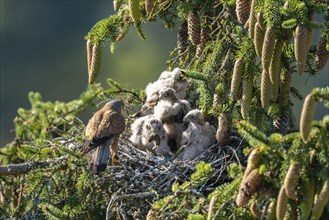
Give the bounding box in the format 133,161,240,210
177,21,188,54
88,43,102,84
216,113,231,146
145,0,154,16
294,25,309,75
187,11,201,46
315,36,329,70
236,0,250,25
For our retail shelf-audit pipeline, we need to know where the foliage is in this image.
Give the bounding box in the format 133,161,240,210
1,0,329,219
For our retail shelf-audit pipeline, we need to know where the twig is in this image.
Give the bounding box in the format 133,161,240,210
0,156,68,176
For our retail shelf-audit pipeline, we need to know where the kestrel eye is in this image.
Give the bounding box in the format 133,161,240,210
190,115,194,119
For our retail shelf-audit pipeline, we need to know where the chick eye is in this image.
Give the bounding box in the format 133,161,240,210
190,115,194,119
146,125,151,130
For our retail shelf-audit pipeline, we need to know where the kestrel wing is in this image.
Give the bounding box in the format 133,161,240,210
85,110,103,139
97,110,126,138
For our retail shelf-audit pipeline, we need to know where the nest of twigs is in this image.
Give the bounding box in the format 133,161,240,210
99,130,246,219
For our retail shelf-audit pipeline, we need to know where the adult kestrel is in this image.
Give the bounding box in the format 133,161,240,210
84,100,125,174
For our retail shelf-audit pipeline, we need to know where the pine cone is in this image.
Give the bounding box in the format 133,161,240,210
241,79,253,119
306,12,316,50
86,39,92,74
254,22,265,57
236,169,262,207
300,178,315,220
294,25,309,75
145,0,154,16
279,69,292,108
273,108,290,135
276,186,289,220
236,0,250,25
195,22,211,58
315,36,329,70
264,201,276,220
230,58,244,101
216,113,231,146
248,0,256,39
250,201,261,218
187,11,201,46
88,43,102,84
113,0,122,11
300,93,317,142
269,40,283,101
177,21,188,53
261,69,272,108
129,0,141,24
201,16,211,44
262,26,277,72
310,178,329,220
243,148,261,179
284,163,301,200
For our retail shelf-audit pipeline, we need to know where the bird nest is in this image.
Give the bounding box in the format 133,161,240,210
101,131,245,219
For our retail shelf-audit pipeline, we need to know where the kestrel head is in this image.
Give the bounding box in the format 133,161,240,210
144,117,163,135
159,87,177,101
183,109,204,124
171,68,186,82
105,100,124,112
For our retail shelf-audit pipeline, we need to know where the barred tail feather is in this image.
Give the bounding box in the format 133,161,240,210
90,139,113,174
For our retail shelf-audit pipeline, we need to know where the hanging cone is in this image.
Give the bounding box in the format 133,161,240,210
260,69,272,108
236,169,262,207
248,0,256,39
310,178,329,220
187,11,201,46
269,40,283,102
269,40,283,84
145,0,154,16
177,21,188,54
241,79,253,119
276,186,289,220
284,163,301,200
306,12,316,51
300,93,317,142
254,22,265,57
230,58,244,100
88,43,102,84
262,26,277,72
236,0,250,25
129,0,141,24
243,148,261,180
279,69,292,108
86,39,92,74
315,36,329,70
294,25,308,75
300,178,315,220
216,113,231,146
113,0,123,11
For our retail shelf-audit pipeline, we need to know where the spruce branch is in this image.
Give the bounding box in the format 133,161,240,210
0,156,68,176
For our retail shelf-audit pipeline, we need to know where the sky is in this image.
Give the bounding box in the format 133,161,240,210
0,0,176,145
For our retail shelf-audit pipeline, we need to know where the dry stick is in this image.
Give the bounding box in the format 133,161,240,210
0,156,68,176
106,191,155,220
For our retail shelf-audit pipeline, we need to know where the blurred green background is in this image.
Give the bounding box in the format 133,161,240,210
0,1,328,146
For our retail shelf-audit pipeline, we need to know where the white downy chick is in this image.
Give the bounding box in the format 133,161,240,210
144,68,189,110
177,109,216,160
129,115,151,150
153,87,191,151
141,116,172,156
